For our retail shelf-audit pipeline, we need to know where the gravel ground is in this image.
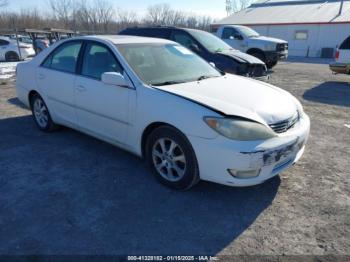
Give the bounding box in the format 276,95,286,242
0,60,349,257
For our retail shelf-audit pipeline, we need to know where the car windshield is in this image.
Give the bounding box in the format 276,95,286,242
117,43,222,86
189,29,234,53
239,26,260,38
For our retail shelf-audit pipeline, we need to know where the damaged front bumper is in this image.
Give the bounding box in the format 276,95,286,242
188,113,310,187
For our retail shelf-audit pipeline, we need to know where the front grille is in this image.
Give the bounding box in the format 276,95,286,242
248,64,266,77
269,112,300,134
277,43,288,52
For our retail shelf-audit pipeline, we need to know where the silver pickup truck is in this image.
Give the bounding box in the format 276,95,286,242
215,25,288,69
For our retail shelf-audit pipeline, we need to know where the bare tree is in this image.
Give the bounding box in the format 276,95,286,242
93,0,115,32
48,0,74,28
145,4,173,25
230,0,251,13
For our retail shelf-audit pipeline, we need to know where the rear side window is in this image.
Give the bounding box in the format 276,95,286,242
340,36,350,49
81,42,122,80
42,41,82,73
0,39,9,46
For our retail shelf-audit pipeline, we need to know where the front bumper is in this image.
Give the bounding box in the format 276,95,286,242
265,50,288,62
329,62,350,74
188,113,310,187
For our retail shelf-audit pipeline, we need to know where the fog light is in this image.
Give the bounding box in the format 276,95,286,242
228,169,261,179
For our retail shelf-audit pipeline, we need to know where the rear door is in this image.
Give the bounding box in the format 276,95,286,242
36,40,82,126
74,41,132,145
338,36,350,63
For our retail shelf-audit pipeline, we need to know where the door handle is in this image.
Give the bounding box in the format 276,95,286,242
76,85,86,92
38,74,45,80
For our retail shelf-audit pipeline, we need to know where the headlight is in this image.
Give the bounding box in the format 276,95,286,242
204,117,276,141
265,43,276,51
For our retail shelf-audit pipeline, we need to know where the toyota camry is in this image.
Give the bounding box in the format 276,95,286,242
16,35,310,190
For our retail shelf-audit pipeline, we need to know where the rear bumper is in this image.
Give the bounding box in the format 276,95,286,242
329,62,350,74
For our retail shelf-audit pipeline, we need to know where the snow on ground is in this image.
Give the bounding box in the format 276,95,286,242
0,62,19,83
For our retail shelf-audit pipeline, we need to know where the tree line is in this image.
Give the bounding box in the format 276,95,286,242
0,0,214,34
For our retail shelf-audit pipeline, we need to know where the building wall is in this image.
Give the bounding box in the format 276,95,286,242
250,24,350,57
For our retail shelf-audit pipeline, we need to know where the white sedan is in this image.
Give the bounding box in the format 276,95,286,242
16,35,310,190
0,36,35,62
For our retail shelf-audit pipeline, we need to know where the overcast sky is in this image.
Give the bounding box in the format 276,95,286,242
4,0,228,19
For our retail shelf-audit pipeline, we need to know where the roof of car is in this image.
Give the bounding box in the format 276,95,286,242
80,35,174,45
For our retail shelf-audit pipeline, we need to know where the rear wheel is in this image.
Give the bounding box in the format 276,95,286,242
146,126,200,190
30,94,58,132
5,51,20,62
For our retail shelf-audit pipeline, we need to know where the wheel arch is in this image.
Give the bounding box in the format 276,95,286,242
247,48,265,56
28,90,40,107
141,122,193,159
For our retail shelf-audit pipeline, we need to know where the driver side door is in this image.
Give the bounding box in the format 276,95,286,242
74,41,133,146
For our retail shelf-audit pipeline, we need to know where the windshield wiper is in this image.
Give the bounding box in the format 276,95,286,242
197,75,213,81
152,81,185,86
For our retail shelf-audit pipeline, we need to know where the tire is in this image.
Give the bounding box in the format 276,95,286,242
266,60,278,69
5,51,20,62
146,126,200,190
249,51,266,64
30,94,58,132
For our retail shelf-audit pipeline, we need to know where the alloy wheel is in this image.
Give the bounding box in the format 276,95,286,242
33,98,49,128
152,138,187,182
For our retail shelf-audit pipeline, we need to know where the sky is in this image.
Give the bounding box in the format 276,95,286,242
4,0,228,19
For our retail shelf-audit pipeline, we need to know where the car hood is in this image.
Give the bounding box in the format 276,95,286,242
155,74,298,125
217,49,265,65
250,36,287,44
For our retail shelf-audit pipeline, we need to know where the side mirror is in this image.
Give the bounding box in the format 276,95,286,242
189,44,201,53
209,62,216,68
101,72,130,88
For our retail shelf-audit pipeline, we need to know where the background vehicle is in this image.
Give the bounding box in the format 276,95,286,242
0,36,35,62
33,38,50,53
215,25,288,69
330,36,350,75
119,27,268,80
16,36,309,190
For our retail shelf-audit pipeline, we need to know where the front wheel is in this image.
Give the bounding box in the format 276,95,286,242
30,94,58,132
266,60,278,69
146,126,200,190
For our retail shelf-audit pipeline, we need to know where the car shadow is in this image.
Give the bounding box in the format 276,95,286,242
7,97,28,109
0,115,280,255
303,81,350,107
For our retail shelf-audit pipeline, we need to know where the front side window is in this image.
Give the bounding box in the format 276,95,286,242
222,28,240,39
43,41,82,73
117,43,221,86
81,43,122,80
189,29,233,53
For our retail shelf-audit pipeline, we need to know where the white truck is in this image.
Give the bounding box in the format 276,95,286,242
215,25,288,69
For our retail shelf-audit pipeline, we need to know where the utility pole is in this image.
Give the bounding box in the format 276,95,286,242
226,0,232,16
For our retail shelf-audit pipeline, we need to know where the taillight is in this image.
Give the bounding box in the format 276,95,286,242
335,50,340,60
